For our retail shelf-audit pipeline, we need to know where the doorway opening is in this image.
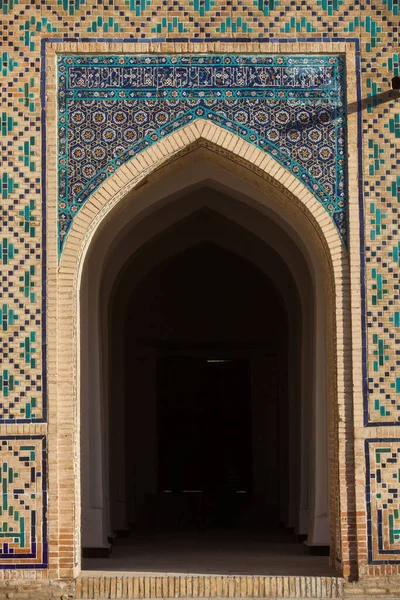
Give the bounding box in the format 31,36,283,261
157,356,253,523
80,179,334,576
113,239,292,540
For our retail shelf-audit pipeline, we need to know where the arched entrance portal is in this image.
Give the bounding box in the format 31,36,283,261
77,143,344,573
55,124,354,575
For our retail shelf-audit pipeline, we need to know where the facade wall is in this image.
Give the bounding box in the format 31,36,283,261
0,0,399,593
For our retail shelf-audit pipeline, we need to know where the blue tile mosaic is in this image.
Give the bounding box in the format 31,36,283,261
57,54,347,254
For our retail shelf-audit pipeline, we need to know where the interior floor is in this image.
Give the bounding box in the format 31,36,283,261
82,532,335,576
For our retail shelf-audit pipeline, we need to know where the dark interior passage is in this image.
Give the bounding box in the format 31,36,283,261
158,357,252,495
157,357,252,531
80,188,331,571
108,231,295,539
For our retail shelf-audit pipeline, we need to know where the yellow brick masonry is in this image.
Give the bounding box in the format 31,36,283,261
3,574,400,599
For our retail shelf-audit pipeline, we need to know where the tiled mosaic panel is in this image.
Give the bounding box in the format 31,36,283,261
366,440,400,563
58,54,347,253
0,251,43,424
0,0,398,571
0,29,43,423
0,436,47,568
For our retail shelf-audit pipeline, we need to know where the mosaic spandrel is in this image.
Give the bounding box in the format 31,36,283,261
58,54,347,254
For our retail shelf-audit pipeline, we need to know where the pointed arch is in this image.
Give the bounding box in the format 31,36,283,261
61,120,343,270
51,120,356,579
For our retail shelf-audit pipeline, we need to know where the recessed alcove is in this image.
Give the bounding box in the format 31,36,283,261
79,168,335,576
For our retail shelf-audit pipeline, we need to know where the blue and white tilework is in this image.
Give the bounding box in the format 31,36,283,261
58,54,347,254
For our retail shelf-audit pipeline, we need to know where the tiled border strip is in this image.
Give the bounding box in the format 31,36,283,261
76,575,345,599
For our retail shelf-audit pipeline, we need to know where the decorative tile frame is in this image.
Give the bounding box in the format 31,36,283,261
366,439,400,564
40,39,362,580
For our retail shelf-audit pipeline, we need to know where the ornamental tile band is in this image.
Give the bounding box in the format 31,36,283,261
57,54,347,254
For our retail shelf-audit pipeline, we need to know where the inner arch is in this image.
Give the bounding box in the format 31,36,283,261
79,168,337,572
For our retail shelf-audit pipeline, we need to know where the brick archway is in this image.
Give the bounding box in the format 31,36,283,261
46,120,357,580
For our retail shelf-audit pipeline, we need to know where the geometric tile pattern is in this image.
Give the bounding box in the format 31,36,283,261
58,54,347,254
366,440,400,563
0,436,47,568
0,219,42,424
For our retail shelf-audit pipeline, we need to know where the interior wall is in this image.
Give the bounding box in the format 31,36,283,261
125,242,285,343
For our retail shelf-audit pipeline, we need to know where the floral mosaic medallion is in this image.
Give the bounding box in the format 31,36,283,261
57,54,347,255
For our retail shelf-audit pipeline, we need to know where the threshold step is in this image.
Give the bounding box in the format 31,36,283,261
76,574,344,598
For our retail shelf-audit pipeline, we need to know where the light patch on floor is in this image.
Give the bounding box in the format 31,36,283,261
82,532,336,577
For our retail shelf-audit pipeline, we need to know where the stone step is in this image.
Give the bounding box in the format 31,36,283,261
76,574,344,599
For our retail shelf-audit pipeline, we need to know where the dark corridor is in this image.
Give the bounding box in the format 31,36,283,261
109,235,296,539
81,196,328,571
157,357,252,530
